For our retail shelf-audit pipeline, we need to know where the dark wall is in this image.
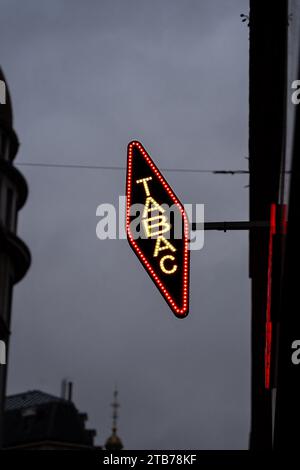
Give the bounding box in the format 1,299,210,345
249,0,288,450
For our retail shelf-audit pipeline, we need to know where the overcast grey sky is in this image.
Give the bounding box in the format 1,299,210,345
0,0,249,449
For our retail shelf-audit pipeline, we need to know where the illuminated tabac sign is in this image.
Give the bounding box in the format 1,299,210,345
126,141,190,318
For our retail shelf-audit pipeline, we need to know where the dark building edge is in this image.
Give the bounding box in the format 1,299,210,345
0,68,31,447
248,1,288,449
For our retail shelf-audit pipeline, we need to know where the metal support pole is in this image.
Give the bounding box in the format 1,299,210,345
191,221,270,232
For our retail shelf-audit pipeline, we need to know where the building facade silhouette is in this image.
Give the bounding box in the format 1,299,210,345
0,67,31,447
3,389,98,450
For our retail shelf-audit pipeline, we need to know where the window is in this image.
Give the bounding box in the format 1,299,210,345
0,130,9,161
6,281,13,326
5,187,15,230
0,179,2,224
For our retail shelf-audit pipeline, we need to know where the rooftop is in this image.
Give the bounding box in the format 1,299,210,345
5,390,67,412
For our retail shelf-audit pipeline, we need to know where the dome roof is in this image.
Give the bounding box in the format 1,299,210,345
105,428,123,451
0,67,13,128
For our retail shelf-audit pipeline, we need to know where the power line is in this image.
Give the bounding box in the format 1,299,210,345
15,161,250,174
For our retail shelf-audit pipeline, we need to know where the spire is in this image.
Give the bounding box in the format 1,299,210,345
111,387,120,432
105,387,123,450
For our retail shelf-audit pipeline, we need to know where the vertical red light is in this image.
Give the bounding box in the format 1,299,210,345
265,203,276,389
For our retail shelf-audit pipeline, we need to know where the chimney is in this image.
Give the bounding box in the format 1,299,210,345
61,379,67,399
68,381,73,402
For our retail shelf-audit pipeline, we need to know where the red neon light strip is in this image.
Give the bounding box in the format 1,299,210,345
281,204,287,235
264,203,276,389
126,141,189,317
